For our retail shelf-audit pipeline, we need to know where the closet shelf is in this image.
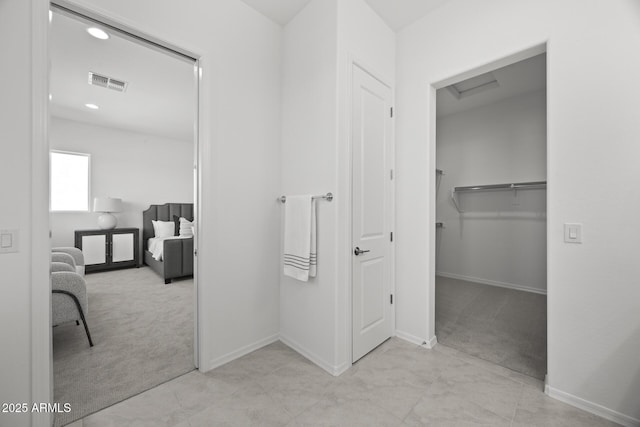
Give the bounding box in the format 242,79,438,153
453,181,546,193
451,180,546,213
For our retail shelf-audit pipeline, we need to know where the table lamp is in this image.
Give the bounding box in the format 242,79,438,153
93,197,123,230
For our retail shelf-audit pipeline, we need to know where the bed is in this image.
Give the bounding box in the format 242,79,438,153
142,203,194,284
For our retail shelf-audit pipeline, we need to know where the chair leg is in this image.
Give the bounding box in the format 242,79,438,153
165,278,171,284
52,290,94,347
77,304,94,347
76,320,80,326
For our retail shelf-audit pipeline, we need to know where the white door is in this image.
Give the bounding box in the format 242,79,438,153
352,65,393,362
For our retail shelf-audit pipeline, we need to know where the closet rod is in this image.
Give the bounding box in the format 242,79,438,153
453,181,546,193
279,192,333,203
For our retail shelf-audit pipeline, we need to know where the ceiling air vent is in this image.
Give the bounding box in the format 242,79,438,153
447,72,498,99
88,72,128,93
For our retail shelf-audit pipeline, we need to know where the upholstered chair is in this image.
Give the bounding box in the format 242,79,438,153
52,251,76,270
51,257,93,347
52,247,85,276
51,261,75,273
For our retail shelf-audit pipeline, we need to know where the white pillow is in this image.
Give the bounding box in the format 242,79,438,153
152,220,175,238
179,217,194,237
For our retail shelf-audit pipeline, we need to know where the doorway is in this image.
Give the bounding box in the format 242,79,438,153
351,64,394,363
48,3,200,425
433,52,547,379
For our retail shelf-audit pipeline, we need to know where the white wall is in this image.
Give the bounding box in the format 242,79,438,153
50,117,193,254
280,0,394,374
436,91,547,293
280,0,340,373
396,0,640,423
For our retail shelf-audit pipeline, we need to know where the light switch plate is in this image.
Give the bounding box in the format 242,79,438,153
0,229,19,253
564,223,582,244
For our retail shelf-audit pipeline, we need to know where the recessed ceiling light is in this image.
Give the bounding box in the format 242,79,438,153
87,27,109,40
49,10,52,22
85,103,99,110
49,94,52,101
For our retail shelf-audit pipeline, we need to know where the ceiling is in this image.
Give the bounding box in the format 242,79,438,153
239,0,313,26
437,53,547,118
239,0,451,30
363,0,451,30
50,11,195,141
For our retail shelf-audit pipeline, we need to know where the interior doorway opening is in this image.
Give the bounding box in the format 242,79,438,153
48,3,200,425
433,51,548,380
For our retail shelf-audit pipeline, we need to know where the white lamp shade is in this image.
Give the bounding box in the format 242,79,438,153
93,197,123,213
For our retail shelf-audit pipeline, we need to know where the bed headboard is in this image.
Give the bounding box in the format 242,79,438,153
142,203,194,249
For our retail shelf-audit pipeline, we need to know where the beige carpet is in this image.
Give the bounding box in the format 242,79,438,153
52,266,194,426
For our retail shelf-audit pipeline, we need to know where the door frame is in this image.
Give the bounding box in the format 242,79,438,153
427,43,549,361
346,58,396,365
32,3,206,424
31,1,53,426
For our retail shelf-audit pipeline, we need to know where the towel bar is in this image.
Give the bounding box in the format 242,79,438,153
279,192,333,203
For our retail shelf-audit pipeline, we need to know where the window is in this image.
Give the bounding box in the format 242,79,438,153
50,151,90,212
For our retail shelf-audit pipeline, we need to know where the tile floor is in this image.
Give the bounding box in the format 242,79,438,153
436,276,547,380
68,338,616,426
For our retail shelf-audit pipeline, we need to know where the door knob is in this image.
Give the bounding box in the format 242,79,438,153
354,247,370,256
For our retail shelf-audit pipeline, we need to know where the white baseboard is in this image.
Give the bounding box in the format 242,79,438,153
333,361,351,376
279,334,347,376
436,271,547,295
208,334,279,371
424,335,438,349
395,330,428,347
544,374,549,394
546,385,640,427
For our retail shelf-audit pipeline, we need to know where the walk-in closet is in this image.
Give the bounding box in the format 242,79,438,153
435,53,547,379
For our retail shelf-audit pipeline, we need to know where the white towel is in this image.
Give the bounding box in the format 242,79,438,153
283,195,317,281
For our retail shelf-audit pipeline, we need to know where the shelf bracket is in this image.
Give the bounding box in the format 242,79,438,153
511,184,520,206
451,189,463,213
